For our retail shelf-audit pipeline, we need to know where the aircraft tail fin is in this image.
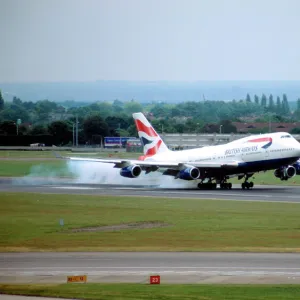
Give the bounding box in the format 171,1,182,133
132,112,170,157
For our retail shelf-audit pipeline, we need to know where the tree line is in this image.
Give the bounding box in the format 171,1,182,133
0,89,300,146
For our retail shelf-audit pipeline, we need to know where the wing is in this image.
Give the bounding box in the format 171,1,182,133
55,152,240,171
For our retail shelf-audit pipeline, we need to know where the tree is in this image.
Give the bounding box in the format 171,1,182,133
219,120,237,133
124,101,143,115
261,94,267,108
83,114,109,143
48,121,70,145
276,96,281,114
12,96,22,106
0,121,17,135
282,94,290,115
293,98,300,120
254,95,259,105
0,90,4,111
30,125,48,135
268,94,275,112
246,93,251,103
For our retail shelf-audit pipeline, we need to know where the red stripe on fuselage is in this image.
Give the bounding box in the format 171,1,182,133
248,137,272,143
134,119,157,137
145,139,162,156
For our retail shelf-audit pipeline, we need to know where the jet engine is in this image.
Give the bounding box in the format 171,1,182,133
120,165,142,178
293,161,300,175
178,167,200,180
274,165,296,180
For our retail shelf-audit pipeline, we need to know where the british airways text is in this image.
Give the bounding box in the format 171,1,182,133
225,145,258,155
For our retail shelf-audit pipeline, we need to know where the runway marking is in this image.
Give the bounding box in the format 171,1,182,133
2,267,300,270
50,186,98,190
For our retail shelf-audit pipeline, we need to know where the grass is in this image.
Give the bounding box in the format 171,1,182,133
0,150,141,159
0,160,72,177
1,284,300,300
1,192,300,252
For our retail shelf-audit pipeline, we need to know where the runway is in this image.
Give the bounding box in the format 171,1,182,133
0,177,300,203
1,252,300,284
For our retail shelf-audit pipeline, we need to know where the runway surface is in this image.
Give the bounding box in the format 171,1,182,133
1,252,300,284
1,177,300,203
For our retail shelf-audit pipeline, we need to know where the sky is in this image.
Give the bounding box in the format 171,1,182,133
1,0,300,82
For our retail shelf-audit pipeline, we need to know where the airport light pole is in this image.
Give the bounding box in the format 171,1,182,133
219,125,223,134
72,123,75,146
76,115,79,147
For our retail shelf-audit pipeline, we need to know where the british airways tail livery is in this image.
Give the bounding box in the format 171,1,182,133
132,112,169,159
62,112,300,190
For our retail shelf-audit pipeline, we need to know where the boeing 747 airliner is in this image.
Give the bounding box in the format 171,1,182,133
62,112,300,190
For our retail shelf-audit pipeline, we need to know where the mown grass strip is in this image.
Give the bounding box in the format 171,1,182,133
1,284,300,300
1,192,300,252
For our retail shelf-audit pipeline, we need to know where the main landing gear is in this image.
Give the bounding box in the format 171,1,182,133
197,180,217,190
220,182,232,189
197,178,232,190
241,174,254,190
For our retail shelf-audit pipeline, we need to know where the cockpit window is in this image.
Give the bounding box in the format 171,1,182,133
281,135,291,138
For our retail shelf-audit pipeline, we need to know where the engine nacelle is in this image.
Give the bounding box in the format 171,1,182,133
293,161,300,175
274,166,296,180
178,167,200,181
120,165,142,178
274,168,282,178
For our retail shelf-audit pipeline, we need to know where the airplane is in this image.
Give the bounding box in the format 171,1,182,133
58,112,300,190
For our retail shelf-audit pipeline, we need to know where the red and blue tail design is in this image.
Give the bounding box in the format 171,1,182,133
248,137,273,149
132,112,169,158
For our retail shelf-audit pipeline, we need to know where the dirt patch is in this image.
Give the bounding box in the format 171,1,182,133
67,221,171,233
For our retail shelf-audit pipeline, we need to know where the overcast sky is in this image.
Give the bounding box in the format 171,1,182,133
1,0,299,82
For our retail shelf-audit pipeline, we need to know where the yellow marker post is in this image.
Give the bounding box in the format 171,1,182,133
67,275,87,283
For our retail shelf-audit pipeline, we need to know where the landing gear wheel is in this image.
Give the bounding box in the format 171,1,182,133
220,182,232,190
241,181,254,190
198,182,217,190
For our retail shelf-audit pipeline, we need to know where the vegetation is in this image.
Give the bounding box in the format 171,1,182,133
0,88,300,146
1,284,300,300
1,192,300,252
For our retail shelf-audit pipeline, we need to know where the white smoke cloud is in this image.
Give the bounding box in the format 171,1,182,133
13,159,199,189
67,160,199,188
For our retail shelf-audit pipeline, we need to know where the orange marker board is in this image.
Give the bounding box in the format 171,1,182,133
67,275,87,283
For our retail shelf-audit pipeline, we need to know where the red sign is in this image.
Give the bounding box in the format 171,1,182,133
150,275,160,284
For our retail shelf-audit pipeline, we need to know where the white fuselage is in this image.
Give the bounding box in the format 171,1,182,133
145,132,300,168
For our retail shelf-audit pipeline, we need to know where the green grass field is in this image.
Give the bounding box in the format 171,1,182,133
1,192,300,252
0,150,141,159
1,284,300,300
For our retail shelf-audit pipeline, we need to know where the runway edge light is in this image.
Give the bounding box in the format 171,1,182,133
67,275,87,283
150,275,160,284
